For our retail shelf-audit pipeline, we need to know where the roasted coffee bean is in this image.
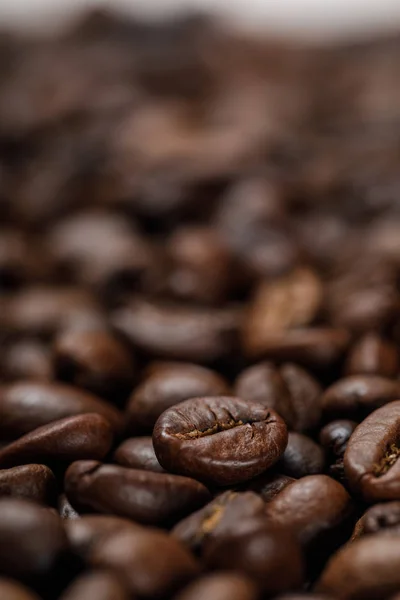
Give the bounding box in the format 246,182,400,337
127,362,229,433
242,472,295,502
2,340,53,381
0,498,67,579
59,571,129,600
322,375,400,421
315,534,400,599
65,460,210,525
112,298,241,363
352,502,400,540
174,573,258,600
278,433,325,478
153,396,288,485
204,523,303,595
279,363,322,432
344,401,400,501
0,578,41,600
0,414,113,468
319,419,357,482
0,464,56,504
89,528,200,598
172,491,266,554
266,475,353,550
58,494,80,520
345,333,399,377
0,381,123,440
113,437,165,473
54,329,135,399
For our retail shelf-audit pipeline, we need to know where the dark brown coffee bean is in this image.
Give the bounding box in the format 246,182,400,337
266,475,353,549
112,298,241,363
278,433,325,478
0,498,67,579
345,332,399,377
0,414,113,468
58,494,80,520
0,381,123,440
65,460,210,525
315,534,400,599
89,528,200,598
172,491,265,554
279,363,322,432
59,571,129,600
242,472,295,502
352,502,400,540
2,340,53,381
173,573,258,600
344,401,400,501
0,578,41,600
113,437,164,473
54,329,135,399
322,375,400,421
127,361,229,433
319,419,358,482
153,396,288,485
204,523,303,595
0,464,56,504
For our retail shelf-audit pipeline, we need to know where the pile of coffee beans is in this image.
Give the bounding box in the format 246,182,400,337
2,8,400,599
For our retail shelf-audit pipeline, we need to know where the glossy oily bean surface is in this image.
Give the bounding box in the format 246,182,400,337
278,433,325,478
0,464,56,504
113,437,165,473
153,396,288,485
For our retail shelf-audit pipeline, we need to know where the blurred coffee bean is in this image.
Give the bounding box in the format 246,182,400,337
2,340,53,381
173,573,258,600
65,460,210,526
127,361,229,433
0,414,113,468
58,494,80,520
279,363,322,432
345,332,399,377
278,433,325,478
113,437,165,473
0,381,123,440
59,571,129,600
241,472,295,502
0,578,41,600
0,229,51,291
54,328,135,399
352,502,400,540
153,397,288,485
0,464,56,504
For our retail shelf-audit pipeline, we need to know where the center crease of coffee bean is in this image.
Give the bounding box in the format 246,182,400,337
373,444,400,477
173,418,260,440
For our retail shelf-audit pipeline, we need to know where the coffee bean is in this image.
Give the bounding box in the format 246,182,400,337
352,502,400,540
0,578,41,600
65,460,210,525
173,573,258,600
322,375,400,421
59,571,129,600
278,433,325,478
54,329,135,399
0,464,56,504
0,414,113,468
112,298,241,363
113,437,165,473
315,534,400,599
89,528,200,598
172,491,266,554
241,472,295,502
345,333,399,377
319,419,358,482
2,340,53,381
58,494,80,520
344,401,400,501
0,498,67,579
153,396,288,485
127,362,229,433
0,381,123,440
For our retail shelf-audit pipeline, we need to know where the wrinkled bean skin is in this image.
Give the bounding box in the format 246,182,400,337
345,333,399,378
113,437,165,473
0,414,113,468
65,460,210,525
173,573,258,600
315,534,400,599
127,362,229,433
344,401,400,501
89,529,200,599
322,376,400,421
278,433,325,478
0,464,56,504
153,397,288,485
351,502,400,540
58,494,80,520
0,381,123,439
59,571,130,600
0,578,41,600
0,498,67,579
